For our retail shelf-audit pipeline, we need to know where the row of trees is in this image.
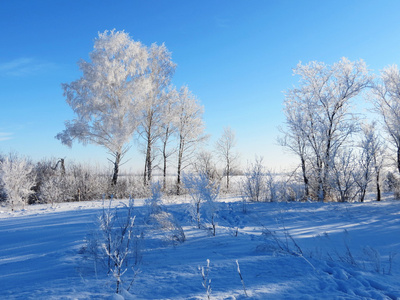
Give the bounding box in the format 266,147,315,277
56,30,209,193
0,136,240,210
1,148,399,211
5,30,400,206
281,57,400,202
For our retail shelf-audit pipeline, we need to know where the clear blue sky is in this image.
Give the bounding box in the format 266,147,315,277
1,0,400,172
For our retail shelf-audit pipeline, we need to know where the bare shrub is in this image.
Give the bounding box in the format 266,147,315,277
83,198,140,295
241,157,268,202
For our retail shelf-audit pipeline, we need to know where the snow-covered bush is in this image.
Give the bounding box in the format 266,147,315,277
124,174,151,199
65,163,109,202
193,150,220,183
183,172,220,234
27,156,155,204
40,174,65,206
260,226,304,256
243,167,302,203
241,158,268,202
183,172,204,228
83,198,140,295
384,171,400,199
277,178,305,202
101,201,136,294
32,158,57,203
0,154,36,211
265,170,278,202
146,183,185,245
0,154,6,202
0,185,6,203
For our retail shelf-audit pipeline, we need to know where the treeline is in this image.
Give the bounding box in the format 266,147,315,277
281,58,400,202
3,30,400,207
0,154,149,210
0,152,307,209
1,150,400,211
0,137,241,210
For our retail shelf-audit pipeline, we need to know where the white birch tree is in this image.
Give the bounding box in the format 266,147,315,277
371,65,400,174
56,29,150,186
138,43,176,185
355,122,376,202
175,86,207,195
194,150,218,181
357,122,385,201
159,88,179,190
280,95,311,200
283,58,371,201
215,127,239,192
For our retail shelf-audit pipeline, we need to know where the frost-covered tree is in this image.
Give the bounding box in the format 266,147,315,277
215,127,239,192
175,86,207,195
40,173,65,206
372,138,385,202
194,150,218,182
35,158,66,204
331,148,359,202
372,65,400,175
280,96,311,200
283,58,371,201
355,122,377,202
159,88,179,190
0,154,36,211
138,44,176,185
357,122,385,201
56,30,150,186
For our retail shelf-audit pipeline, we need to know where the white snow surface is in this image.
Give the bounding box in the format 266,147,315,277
1,196,400,299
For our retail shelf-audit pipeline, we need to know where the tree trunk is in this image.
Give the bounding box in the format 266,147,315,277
317,165,325,202
161,127,170,191
226,166,230,192
144,130,152,186
112,152,121,186
177,136,184,195
397,147,400,175
60,158,65,176
361,168,370,203
143,161,147,186
163,144,167,191
376,170,381,201
300,156,309,200
196,201,201,228
359,188,366,203
322,125,334,202
177,155,182,195
146,139,152,185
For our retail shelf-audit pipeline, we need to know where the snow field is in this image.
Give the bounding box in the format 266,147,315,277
0,198,399,299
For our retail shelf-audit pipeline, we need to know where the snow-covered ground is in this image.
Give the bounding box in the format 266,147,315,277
1,196,400,299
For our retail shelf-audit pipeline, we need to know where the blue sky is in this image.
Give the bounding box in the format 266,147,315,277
1,0,400,172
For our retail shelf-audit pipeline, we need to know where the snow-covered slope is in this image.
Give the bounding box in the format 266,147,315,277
0,198,399,299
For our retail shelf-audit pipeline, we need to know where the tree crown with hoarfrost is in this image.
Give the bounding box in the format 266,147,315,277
56,29,151,155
